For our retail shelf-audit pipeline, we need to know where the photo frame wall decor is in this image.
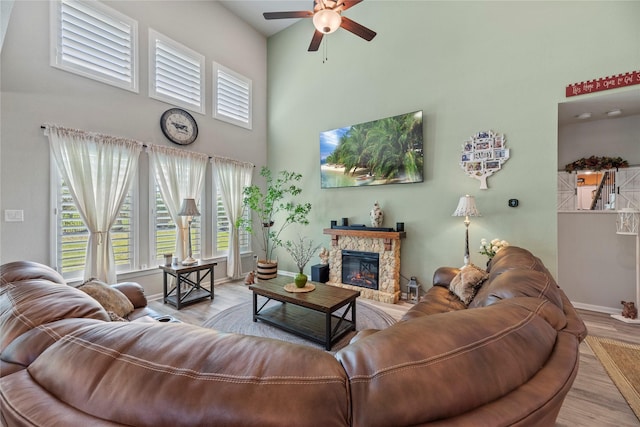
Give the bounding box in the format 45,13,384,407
459,130,510,189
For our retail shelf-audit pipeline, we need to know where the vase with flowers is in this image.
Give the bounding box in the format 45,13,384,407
479,238,509,265
284,235,321,288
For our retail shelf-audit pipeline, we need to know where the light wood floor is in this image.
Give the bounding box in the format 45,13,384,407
148,279,640,427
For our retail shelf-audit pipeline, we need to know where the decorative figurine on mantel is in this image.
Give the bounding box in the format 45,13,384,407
318,247,329,265
370,201,384,227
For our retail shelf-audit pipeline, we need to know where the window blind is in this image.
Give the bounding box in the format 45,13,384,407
150,29,204,113
52,0,137,92
213,62,252,130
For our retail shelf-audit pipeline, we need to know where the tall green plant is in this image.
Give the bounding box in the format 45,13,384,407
236,167,312,262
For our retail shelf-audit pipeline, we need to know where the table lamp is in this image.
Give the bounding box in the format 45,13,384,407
452,195,481,266
178,198,200,266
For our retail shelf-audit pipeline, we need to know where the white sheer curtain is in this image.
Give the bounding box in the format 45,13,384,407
213,157,253,279
148,145,208,261
47,125,142,284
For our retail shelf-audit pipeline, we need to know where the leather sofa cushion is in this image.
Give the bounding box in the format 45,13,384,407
401,285,466,321
470,269,564,310
1,277,109,353
335,298,559,427
1,318,102,376
22,322,350,427
1,260,66,286
111,282,148,309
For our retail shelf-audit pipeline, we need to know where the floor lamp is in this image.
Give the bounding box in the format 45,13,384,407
613,208,640,324
178,198,200,266
452,195,481,267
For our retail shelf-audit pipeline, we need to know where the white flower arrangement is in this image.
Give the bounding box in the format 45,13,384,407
479,238,509,259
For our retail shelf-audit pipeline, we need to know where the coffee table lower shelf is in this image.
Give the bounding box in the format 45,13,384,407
253,303,355,351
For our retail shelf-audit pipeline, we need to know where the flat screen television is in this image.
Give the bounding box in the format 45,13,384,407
320,110,424,189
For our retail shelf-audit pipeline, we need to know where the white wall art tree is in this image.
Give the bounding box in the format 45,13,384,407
459,130,510,190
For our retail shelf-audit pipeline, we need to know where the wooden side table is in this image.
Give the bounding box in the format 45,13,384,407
159,260,216,310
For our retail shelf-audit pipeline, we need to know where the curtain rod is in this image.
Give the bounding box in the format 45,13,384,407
40,125,254,167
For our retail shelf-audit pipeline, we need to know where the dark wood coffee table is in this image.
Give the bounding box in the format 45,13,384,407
249,277,360,350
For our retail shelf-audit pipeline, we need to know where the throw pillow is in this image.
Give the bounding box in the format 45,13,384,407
107,311,129,322
78,278,134,318
449,264,489,306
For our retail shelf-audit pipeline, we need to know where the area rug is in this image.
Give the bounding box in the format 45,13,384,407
585,335,640,421
202,300,396,352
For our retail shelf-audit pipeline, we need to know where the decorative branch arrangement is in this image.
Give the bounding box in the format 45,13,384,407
284,235,321,274
564,156,629,173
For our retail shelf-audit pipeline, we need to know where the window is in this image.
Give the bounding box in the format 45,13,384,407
152,183,202,263
214,184,250,255
53,175,135,280
50,0,138,92
213,62,252,129
149,29,205,113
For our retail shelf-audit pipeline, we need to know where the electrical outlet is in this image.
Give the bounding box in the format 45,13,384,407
4,210,24,222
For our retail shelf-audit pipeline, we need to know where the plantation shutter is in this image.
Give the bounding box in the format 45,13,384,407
213,62,252,130
52,0,137,92
150,29,204,113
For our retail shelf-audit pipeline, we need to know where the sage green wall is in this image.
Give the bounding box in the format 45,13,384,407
266,1,640,291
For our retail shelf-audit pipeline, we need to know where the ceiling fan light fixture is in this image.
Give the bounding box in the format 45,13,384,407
313,9,342,34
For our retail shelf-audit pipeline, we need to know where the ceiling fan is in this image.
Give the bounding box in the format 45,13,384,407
263,0,377,52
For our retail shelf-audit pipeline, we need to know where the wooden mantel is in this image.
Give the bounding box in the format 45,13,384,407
323,228,406,251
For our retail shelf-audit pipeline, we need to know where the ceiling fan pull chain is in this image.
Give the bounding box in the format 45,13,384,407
323,38,328,63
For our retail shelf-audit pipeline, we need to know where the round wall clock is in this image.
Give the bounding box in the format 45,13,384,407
160,108,198,145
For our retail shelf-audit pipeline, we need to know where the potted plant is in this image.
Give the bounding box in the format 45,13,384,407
236,167,312,280
284,235,321,287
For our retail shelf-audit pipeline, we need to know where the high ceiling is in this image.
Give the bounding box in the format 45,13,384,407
218,1,640,127
219,1,310,37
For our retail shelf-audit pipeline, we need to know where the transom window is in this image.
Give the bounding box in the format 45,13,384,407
149,29,205,113
50,0,138,92
213,62,252,129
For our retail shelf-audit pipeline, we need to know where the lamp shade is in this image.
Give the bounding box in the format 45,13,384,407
452,195,481,217
616,208,639,235
178,198,200,217
313,9,342,34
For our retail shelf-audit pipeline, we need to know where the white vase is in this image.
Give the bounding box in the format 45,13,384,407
370,201,383,227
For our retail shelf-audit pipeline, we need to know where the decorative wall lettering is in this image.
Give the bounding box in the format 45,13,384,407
565,71,640,97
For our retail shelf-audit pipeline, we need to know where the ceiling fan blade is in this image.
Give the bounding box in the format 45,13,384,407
340,16,376,41
308,30,324,51
263,11,313,20
340,0,363,11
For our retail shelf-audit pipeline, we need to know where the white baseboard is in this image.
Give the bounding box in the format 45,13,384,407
571,301,620,315
610,314,640,324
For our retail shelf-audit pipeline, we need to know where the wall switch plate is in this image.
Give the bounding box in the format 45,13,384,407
5,210,24,222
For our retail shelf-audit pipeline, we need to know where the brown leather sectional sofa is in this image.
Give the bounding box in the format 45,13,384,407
0,246,586,426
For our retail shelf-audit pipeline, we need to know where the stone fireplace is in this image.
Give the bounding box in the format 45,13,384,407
323,228,404,303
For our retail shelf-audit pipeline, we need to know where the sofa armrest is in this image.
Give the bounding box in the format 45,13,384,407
432,267,460,288
111,282,147,308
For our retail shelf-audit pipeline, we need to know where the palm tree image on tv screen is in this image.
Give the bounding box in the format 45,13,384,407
320,111,424,189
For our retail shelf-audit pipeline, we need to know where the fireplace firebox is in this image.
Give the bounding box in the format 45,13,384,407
342,250,379,290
